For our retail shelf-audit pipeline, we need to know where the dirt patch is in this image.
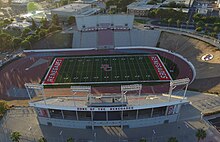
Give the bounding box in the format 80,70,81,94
159,31,220,93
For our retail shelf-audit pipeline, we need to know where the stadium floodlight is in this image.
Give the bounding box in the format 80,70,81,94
25,83,46,104
121,84,142,105
121,84,142,92
70,86,91,93
169,78,190,101
25,83,44,90
71,86,92,105
170,78,190,86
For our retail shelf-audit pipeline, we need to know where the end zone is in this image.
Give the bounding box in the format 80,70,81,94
43,58,64,84
148,55,172,81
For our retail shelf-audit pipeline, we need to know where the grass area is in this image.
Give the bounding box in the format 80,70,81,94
42,54,175,87
56,54,160,84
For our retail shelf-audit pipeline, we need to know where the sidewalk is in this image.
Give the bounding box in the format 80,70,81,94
0,106,219,142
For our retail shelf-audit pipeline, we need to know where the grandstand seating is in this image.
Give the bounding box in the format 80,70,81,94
97,30,114,48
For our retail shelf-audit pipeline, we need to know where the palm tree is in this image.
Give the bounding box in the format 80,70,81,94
168,18,173,27
196,129,206,142
10,131,21,142
168,137,178,142
139,137,147,142
67,137,74,142
205,24,209,32
176,20,181,28
186,20,189,29
38,137,47,142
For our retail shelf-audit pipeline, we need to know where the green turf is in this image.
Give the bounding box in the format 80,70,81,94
52,54,172,85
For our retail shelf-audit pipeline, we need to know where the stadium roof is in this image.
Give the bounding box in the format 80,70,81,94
52,3,90,13
29,94,188,111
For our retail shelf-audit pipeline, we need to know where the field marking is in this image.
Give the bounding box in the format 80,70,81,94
144,59,156,80
43,58,64,84
127,57,135,81
45,79,170,86
156,55,173,80
62,54,151,60
134,56,144,80
118,57,123,81
79,58,86,82
148,55,172,81
42,57,57,84
71,58,77,82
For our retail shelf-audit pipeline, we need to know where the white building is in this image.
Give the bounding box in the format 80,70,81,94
196,2,213,15
127,0,160,16
51,3,100,20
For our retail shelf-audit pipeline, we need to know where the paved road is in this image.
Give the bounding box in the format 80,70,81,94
0,105,220,142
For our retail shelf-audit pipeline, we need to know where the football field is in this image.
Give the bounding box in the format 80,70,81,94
43,54,172,85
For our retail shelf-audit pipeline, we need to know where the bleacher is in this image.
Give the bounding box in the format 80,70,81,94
114,31,131,47
72,15,161,49
130,29,161,47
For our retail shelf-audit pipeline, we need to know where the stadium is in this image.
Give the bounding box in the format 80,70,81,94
23,15,196,129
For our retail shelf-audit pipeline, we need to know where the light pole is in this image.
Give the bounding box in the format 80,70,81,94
60,130,64,142
29,126,35,142
94,132,97,142
152,130,156,142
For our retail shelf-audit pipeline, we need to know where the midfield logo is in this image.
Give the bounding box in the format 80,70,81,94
101,64,112,71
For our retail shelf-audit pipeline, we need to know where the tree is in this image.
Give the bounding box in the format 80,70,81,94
40,18,49,29
168,1,176,7
48,24,62,33
168,137,178,142
12,37,22,49
67,137,74,142
21,28,32,38
38,137,47,142
176,20,181,28
168,18,173,27
205,24,209,32
27,2,41,12
31,18,37,30
60,0,68,6
0,101,9,117
186,20,189,29
10,131,21,142
67,16,75,26
0,32,13,49
21,39,31,49
195,27,202,32
51,14,59,26
38,29,47,38
139,137,147,142
196,21,204,28
196,129,206,142
213,26,220,33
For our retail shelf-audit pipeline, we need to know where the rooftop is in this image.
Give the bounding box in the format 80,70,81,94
29,94,187,111
127,0,160,10
52,3,90,13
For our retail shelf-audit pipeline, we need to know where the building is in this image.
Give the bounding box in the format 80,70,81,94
28,84,188,129
127,0,194,16
195,2,213,15
51,3,100,20
127,1,160,16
